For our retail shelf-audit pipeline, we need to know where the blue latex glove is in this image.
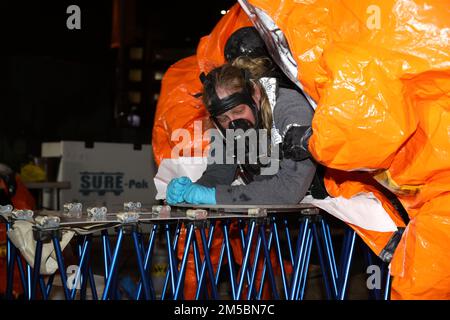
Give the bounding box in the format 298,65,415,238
183,184,216,205
166,176,193,204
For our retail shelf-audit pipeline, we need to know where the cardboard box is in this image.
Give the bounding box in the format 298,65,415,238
41,141,157,211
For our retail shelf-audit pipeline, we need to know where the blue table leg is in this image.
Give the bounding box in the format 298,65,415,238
215,234,226,287
102,228,124,300
39,276,48,300
312,223,333,299
195,222,216,299
45,273,55,298
77,236,97,300
222,222,237,300
174,224,195,300
16,256,28,298
71,237,89,300
52,236,71,300
197,225,219,300
136,224,158,300
292,227,311,300
257,228,274,300
191,229,207,299
101,230,112,284
27,264,32,300
162,223,181,299
289,218,309,300
284,219,295,266
192,233,203,297
80,237,94,300
239,221,257,298
259,224,278,300
384,272,391,300
320,219,338,298
247,229,262,300
132,231,151,300
30,240,43,300
337,228,356,300
297,230,313,300
6,240,17,300
235,220,256,300
272,218,289,299
323,220,338,279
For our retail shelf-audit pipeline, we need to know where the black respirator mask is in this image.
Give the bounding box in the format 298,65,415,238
200,70,266,183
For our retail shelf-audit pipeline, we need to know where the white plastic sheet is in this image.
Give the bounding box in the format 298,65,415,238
302,193,398,232
7,221,74,275
154,157,208,199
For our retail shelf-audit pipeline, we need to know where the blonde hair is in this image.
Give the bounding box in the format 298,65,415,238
202,57,275,132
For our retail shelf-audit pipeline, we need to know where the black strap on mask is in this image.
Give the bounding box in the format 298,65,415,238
200,69,260,128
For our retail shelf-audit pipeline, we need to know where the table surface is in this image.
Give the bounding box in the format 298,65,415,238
1,201,320,229
172,203,318,213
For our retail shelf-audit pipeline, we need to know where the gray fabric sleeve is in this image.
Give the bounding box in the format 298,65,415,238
195,131,238,188
196,162,237,188
274,87,314,136
214,88,316,205
215,158,316,204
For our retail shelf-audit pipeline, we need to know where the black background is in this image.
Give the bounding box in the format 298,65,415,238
0,0,234,171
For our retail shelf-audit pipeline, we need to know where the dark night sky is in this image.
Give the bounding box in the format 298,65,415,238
0,0,234,55
0,0,236,169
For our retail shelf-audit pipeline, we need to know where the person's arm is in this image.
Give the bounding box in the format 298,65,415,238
215,158,316,204
214,87,316,204
195,132,238,188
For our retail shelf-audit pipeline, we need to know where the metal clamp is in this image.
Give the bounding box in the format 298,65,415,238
0,204,13,214
152,205,171,217
87,206,107,219
300,208,320,216
35,216,61,229
247,208,268,217
116,211,140,224
124,201,142,212
12,209,34,221
186,209,208,220
63,202,83,218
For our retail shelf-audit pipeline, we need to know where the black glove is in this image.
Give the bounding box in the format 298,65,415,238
282,125,312,161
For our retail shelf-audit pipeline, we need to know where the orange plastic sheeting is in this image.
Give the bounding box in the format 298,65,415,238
152,55,208,166
324,169,405,256
249,0,449,171
390,193,450,299
152,3,252,166
249,0,450,299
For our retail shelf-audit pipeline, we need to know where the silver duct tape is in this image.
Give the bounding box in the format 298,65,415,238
35,216,61,229
247,208,267,217
186,209,208,220
87,206,107,218
116,211,140,223
0,204,13,214
12,209,34,220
